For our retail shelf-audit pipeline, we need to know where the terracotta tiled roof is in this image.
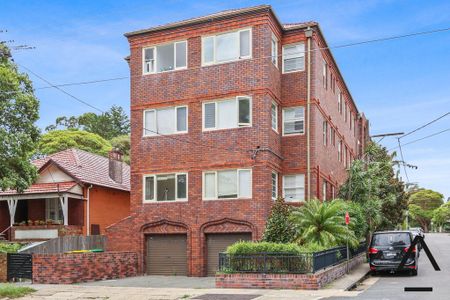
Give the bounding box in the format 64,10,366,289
34,148,130,191
0,182,78,195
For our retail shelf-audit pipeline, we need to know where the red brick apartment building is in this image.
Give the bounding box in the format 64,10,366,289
106,5,370,277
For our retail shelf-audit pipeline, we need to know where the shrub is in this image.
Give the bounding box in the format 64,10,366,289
0,243,23,253
226,241,303,255
262,197,295,243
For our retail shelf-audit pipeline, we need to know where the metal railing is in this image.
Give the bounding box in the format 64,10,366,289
219,242,366,274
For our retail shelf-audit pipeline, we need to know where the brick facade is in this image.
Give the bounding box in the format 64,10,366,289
106,5,369,276
0,253,6,283
215,253,366,290
32,251,138,284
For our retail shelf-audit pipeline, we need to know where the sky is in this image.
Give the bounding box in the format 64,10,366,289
1,0,449,200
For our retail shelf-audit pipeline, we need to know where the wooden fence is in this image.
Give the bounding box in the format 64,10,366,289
20,235,106,254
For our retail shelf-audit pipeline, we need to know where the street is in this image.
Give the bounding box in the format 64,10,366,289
326,233,450,300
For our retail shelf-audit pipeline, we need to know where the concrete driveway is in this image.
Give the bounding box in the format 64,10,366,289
80,275,215,289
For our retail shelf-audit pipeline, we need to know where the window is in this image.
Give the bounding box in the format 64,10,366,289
203,169,252,200
271,172,278,199
271,33,278,67
323,121,328,146
271,102,278,132
331,185,335,199
338,91,342,114
143,106,188,136
350,112,353,130
203,96,251,130
143,41,187,74
344,146,348,168
329,126,335,146
283,174,305,201
344,102,348,122
338,140,342,162
143,173,187,202
282,106,305,135
282,43,305,73
322,181,327,201
322,60,328,89
45,198,63,222
331,73,335,93
202,28,251,65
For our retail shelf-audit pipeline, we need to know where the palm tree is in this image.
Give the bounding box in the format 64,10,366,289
290,199,359,248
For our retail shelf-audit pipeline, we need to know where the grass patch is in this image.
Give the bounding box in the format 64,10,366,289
0,284,36,299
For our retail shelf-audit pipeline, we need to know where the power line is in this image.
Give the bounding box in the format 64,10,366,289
35,76,129,90
388,128,450,151
399,112,450,139
397,138,410,182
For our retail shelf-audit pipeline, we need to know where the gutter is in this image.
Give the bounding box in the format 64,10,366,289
86,185,93,235
305,27,313,201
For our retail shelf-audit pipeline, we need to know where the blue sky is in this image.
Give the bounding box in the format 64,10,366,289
1,0,449,199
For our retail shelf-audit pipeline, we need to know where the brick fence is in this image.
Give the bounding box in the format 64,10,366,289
32,251,138,284
0,253,6,282
216,253,366,290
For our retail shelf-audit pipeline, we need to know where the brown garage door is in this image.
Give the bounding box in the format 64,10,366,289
146,234,187,276
206,233,251,276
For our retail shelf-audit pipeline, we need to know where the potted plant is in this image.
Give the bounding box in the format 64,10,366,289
27,220,33,226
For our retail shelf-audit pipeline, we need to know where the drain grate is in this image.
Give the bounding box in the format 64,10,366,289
193,294,261,300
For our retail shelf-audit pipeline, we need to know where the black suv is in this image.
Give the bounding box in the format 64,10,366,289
368,231,418,275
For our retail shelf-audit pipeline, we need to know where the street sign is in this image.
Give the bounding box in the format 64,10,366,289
345,211,350,225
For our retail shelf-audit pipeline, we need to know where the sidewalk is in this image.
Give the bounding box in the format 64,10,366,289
326,262,371,290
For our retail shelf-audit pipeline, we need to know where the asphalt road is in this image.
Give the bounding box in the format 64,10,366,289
326,232,450,300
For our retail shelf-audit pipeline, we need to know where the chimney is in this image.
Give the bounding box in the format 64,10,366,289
109,148,123,184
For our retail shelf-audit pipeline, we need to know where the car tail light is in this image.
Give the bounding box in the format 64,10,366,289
404,246,416,253
368,247,379,254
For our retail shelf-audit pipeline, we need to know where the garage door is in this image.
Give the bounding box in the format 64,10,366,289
206,233,251,276
146,234,187,276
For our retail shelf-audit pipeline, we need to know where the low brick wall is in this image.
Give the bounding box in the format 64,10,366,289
32,251,138,284
216,253,366,290
0,253,6,282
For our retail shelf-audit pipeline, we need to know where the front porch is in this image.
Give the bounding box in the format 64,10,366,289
0,182,85,241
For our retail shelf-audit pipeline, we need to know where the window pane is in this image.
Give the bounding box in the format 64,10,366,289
144,110,156,135
218,170,237,198
271,173,277,198
283,43,305,72
144,48,155,73
204,173,216,198
238,98,250,125
285,188,304,201
177,174,187,199
239,30,250,57
271,103,277,130
216,32,239,62
156,174,175,201
218,99,237,129
156,44,175,72
271,37,277,65
157,107,175,134
176,107,187,132
175,42,187,68
204,103,216,128
145,176,154,201
238,170,251,198
284,174,304,201
203,37,214,64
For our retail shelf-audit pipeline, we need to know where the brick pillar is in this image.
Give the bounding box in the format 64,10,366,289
190,225,203,276
0,253,7,282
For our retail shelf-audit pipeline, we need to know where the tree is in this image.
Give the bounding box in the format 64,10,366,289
38,130,112,157
0,44,40,192
46,105,130,140
432,202,450,232
262,197,295,243
408,189,444,232
290,199,359,248
110,134,130,164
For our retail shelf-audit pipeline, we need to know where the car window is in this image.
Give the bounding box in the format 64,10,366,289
372,233,411,246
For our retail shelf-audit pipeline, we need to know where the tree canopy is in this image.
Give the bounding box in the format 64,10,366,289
110,134,130,164
38,130,112,157
262,197,295,243
0,44,40,192
46,105,130,140
408,189,444,231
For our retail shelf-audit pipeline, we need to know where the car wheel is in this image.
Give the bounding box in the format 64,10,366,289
411,269,418,276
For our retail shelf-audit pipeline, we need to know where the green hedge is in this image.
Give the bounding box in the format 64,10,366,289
226,241,327,255
0,243,23,253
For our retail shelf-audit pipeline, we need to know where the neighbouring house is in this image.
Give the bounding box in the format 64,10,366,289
106,5,370,277
0,148,130,241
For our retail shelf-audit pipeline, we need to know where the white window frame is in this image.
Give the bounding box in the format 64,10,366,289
271,171,278,200
282,106,305,136
142,173,188,203
323,120,328,146
143,105,188,137
202,96,252,131
322,180,327,201
271,101,278,132
322,59,328,89
332,185,335,199
201,28,252,66
202,169,252,200
282,42,305,74
282,174,305,202
271,33,278,68
338,140,342,162
142,40,188,75
338,91,342,114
